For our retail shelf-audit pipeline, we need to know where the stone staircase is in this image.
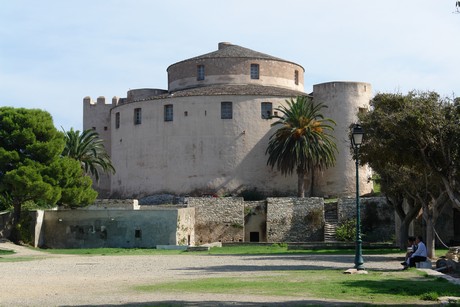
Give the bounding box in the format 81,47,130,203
324,202,338,242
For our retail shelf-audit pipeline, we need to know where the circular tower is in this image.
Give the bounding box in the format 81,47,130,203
312,81,373,197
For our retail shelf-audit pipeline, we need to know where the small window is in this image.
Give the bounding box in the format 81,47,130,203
164,104,173,121
294,70,299,85
197,65,205,81
115,112,120,129
261,102,272,119
221,101,233,119
104,126,108,131
250,64,259,79
134,108,142,125
358,107,368,114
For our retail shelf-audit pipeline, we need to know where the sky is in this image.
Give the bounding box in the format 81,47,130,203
1,1,459,131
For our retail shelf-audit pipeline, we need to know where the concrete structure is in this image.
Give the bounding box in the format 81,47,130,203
83,42,372,199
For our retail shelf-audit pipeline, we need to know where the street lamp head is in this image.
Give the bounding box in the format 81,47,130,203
351,124,364,148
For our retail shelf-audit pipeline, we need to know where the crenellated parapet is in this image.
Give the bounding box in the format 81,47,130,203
83,96,121,106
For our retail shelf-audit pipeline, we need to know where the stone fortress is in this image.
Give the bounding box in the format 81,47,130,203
83,42,373,199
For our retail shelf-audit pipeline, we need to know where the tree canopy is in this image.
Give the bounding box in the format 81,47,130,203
62,128,115,182
266,96,337,197
358,91,460,255
0,107,97,242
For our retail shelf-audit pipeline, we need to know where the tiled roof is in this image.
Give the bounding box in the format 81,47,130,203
187,43,285,61
168,43,303,69
131,84,308,102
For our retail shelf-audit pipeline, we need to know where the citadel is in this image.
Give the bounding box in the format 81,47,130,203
84,42,373,199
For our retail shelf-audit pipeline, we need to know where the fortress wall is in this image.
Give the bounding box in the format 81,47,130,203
168,58,304,92
312,82,373,197
83,96,116,197
109,95,297,198
266,197,324,242
187,197,244,244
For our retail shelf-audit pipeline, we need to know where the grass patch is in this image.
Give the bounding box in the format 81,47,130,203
0,256,37,262
134,269,460,305
39,245,402,256
43,248,184,256
0,249,14,255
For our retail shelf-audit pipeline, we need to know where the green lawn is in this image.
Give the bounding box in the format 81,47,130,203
41,244,448,258
135,269,459,305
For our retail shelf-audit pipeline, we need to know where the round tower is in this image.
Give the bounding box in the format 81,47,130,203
312,81,373,197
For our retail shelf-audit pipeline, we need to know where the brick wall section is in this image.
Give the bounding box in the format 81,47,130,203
266,197,324,242
187,197,244,244
338,197,394,242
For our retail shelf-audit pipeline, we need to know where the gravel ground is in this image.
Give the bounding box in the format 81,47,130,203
0,242,456,306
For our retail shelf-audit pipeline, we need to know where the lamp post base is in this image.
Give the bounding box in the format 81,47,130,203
344,268,368,275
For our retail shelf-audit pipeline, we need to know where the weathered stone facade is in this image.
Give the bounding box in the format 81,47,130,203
266,197,325,242
187,197,244,244
84,42,373,199
2,196,401,248
37,206,194,249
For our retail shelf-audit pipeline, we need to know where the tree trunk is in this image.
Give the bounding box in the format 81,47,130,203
399,222,410,250
297,167,305,198
425,217,435,259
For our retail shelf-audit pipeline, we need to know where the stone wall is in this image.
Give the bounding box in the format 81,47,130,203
39,208,194,248
266,197,324,242
338,197,394,242
187,197,244,244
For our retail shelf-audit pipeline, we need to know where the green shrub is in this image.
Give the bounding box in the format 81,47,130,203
336,219,356,242
420,292,439,301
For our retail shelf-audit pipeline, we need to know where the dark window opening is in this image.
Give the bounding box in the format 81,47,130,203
135,229,142,238
250,64,259,79
134,108,142,125
197,65,205,81
221,101,233,119
250,232,260,242
294,70,299,85
261,102,272,119
164,104,173,121
115,112,120,129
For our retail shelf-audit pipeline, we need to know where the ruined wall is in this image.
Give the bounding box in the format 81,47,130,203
266,197,324,242
40,208,193,248
338,197,393,242
187,197,244,244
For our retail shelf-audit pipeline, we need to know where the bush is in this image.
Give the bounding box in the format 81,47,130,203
336,219,356,242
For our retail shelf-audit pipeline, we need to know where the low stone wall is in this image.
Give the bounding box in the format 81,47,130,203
40,208,194,248
187,197,244,244
338,197,393,242
266,197,324,242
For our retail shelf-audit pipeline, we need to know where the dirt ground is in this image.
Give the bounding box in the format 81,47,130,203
0,241,458,306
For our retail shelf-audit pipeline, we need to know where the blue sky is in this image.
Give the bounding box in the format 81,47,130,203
1,1,459,130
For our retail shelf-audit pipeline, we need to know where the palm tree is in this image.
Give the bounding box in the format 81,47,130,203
266,96,337,197
62,128,115,181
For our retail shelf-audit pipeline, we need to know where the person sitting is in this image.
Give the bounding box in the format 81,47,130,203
401,236,417,266
403,236,428,269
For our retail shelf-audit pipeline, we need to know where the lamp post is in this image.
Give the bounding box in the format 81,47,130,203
351,124,364,270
